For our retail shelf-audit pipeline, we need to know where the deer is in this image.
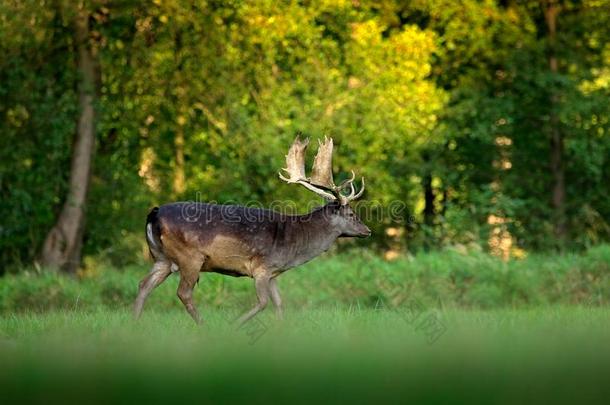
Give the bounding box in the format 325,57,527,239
133,136,370,325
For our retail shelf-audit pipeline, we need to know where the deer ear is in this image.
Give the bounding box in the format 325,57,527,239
328,200,341,211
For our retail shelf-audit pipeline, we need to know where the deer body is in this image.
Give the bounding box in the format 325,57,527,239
149,202,350,277
134,136,370,325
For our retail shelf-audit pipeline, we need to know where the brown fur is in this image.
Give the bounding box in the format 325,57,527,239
134,201,370,325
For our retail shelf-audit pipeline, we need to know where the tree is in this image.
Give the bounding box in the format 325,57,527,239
544,0,566,244
40,4,97,272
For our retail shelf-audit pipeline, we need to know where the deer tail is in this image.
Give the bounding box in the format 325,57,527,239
146,207,163,260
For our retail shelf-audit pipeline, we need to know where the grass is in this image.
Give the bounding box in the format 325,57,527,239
0,307,609,404
1,246,609,403
1,244,609,313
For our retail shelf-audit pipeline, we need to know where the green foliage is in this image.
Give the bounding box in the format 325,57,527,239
1,0,610,270
0,2,76,267
1,246,608,314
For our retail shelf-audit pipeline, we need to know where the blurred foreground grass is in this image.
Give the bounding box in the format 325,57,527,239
0,307,608,404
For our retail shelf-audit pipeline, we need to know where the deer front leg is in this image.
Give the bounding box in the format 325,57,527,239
236,274,270,326
269,277,283,320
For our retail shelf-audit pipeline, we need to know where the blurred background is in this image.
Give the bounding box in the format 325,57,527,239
1,0,610,276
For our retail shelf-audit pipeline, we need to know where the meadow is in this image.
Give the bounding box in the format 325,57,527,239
1,246,609,403
1,307,608,404
2,245,609,313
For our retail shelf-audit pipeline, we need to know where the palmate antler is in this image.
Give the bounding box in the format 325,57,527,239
279,135,365,205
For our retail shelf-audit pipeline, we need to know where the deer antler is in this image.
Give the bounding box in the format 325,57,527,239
279,134,365,204
279,136,336,200
279,136,309,182
310,136,335,188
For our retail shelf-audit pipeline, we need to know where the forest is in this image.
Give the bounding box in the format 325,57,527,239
1,0,610,273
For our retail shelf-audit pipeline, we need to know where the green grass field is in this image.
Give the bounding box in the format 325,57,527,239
1,307,609,404
1,247,609,404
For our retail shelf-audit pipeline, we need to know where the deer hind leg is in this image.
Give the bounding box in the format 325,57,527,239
176,259,205,325
236,273,271,326
134,260,172,319
269,277,283,320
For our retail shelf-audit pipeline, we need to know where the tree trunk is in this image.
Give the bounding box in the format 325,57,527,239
423,172,435,227
544,0,567,244
173,126,186,195
421,152,436,250
422,153,435,227
171,29,187,197
40,9,96,273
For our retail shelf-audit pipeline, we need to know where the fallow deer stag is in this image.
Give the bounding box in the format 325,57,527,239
134,136,370,325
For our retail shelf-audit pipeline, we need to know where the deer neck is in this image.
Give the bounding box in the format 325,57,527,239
281,207,340,269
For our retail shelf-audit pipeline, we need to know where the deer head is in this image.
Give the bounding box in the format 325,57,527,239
279,135,370,237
